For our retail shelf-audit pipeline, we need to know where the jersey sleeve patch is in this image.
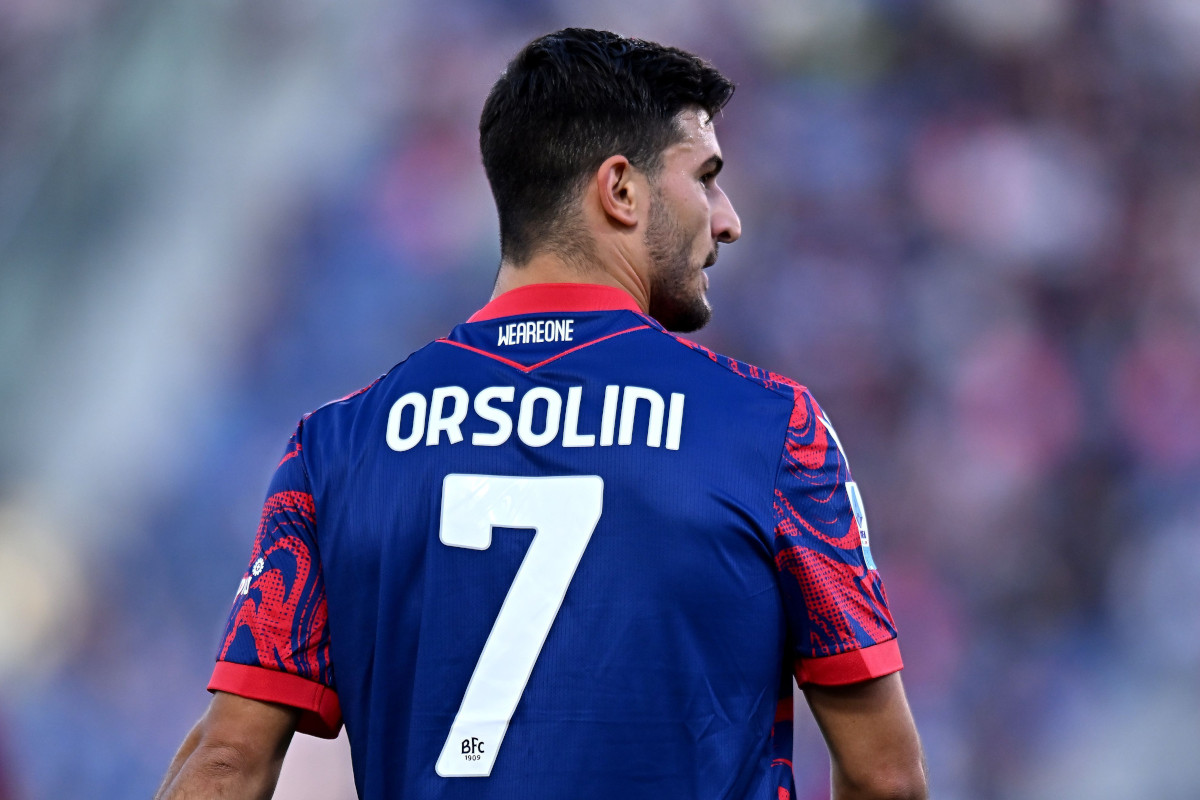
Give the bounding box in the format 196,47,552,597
772,384,900,671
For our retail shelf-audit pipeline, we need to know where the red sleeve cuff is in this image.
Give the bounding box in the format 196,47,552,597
209,661,343,739
795,638,903,686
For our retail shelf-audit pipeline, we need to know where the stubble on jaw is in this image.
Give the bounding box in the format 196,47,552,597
644,189,714,333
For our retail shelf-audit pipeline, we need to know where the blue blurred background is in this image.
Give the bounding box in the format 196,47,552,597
2,0,1200,798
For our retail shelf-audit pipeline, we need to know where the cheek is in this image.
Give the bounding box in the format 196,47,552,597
685,193,710,232
694,203,714,244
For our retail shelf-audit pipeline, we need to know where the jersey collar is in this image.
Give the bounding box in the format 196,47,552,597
467,283,644,322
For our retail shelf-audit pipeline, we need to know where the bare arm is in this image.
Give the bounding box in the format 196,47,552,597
154,691,301,800
803,672,928,800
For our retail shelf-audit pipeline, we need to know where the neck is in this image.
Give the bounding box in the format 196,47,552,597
492,244,650,312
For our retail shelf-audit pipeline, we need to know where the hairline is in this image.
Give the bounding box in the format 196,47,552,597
518,107,713,267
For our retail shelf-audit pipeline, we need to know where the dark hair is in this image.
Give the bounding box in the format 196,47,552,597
479,28,734,265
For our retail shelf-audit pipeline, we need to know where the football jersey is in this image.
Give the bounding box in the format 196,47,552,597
210,283,902,800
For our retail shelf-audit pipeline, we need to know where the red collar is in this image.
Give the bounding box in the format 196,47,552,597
467,283,643,322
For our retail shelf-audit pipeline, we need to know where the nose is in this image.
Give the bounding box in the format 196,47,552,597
712,185,741,244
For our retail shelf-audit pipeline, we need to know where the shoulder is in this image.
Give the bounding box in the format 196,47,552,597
654,328,814,407
291,377,383,444
653,329,837,466
298,342,439,432
308,374,385,419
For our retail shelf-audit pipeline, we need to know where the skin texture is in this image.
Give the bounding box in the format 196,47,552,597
158,107,927,799
154,692,299,800
643,172,719,331
641,111,730,331
491,108,740,332
805,673,929,800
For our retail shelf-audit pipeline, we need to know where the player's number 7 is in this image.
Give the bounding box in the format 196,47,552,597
435,474,604,778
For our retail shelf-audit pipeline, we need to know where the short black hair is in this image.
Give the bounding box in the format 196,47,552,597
480,28,735,265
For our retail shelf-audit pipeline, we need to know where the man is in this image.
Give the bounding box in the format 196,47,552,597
157,28,927,800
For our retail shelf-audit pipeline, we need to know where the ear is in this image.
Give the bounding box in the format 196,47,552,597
595,154,641,228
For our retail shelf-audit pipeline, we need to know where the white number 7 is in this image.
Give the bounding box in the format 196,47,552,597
434,474,604,778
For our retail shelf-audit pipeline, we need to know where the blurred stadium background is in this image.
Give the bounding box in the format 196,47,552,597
2,0,1200,797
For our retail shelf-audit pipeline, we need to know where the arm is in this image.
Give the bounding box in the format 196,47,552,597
803,672,927,800
154,691,301,800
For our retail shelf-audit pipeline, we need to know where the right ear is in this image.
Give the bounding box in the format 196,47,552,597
595,155,642,228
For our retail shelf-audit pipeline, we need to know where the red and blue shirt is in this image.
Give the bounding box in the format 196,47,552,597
210,283,902,800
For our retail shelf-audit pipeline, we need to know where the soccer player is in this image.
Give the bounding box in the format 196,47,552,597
156,28,927,800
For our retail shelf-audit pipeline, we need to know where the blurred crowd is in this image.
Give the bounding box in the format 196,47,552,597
2,0,1199,798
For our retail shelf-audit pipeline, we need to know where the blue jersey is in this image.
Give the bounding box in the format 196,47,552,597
210,283,902,800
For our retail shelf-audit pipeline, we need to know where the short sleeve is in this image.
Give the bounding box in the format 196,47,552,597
208,423,342,737
772,386,903,686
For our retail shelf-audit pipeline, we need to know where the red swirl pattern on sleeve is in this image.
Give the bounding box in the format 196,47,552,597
218,490,334,687
668,332,900,677
772,383,899,676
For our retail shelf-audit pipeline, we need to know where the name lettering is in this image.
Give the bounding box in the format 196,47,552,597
385,384,685,452
498,319,574,346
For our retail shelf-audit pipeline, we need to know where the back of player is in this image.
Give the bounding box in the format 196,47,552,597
211,285,900,800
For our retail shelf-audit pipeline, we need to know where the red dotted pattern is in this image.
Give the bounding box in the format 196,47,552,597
774,488,860,550
219,491,331,682
775,541,893,658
